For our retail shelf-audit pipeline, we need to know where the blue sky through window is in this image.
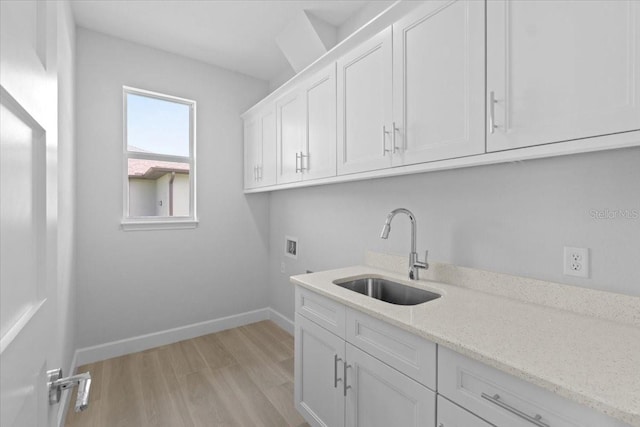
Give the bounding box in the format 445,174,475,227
127,93,190,157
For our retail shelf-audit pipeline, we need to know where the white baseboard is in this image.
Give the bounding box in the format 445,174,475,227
73,307,294,367
57,349,78,427
268,307,294,335
75,307,271,366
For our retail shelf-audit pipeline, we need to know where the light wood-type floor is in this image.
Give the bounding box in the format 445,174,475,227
65,321,310,427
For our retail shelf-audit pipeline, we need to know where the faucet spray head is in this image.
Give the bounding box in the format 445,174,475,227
380,223,391,239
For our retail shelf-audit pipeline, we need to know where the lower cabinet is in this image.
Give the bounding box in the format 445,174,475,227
295,312,436,427
345,343,435,427
295,313,345,427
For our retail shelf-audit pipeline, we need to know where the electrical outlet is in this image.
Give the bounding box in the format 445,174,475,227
280,262,286,274
563,247,589,278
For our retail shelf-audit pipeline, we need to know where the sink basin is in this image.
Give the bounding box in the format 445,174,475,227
333,277,440,306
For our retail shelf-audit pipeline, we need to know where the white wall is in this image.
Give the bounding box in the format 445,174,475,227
269,147,640,320
128,178,156,216
56,0,77,391
75,28,269,348
173,173,190,216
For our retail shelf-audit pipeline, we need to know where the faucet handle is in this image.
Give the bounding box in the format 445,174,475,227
423,250,429,270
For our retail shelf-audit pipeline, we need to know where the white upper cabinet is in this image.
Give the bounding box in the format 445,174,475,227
392,0,485,165
244,105,276,189
487,0,640,152
337,27,393,175
277,64,337,184
276,90,305,184
303,64,337,181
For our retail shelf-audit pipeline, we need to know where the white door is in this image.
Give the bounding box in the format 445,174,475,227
295,314,345,427
243,113,261,189
259,106,277,186
437,396,493,427
392,0,485,166
337,27,393,175
345,343,436,427
487,0,640,152
276,90,304,184
303,63,337,181
1,1,58,426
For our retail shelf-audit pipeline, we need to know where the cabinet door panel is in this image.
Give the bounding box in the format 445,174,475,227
337,28,393,175
345,343,435,427
304,64,337,181
260,107,276,186
295,314,345,427
393,0,485,165
277,91,304,184
487,0,640,151
243,115,260,189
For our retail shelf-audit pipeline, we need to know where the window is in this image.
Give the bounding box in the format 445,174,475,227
122,87,196,230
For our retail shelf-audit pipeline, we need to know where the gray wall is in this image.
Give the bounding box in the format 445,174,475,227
75,29,269,348
269,147,640,320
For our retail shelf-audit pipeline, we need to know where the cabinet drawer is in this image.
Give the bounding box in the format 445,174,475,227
346,308,436,390
437,395,492,427
438,346,629,427
295,286,346,338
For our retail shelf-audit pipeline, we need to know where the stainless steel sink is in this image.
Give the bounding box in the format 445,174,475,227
333,277,440,306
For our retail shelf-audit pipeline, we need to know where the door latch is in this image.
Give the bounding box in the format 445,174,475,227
47,369,92,412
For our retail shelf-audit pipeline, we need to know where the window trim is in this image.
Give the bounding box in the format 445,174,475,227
121,86,197,230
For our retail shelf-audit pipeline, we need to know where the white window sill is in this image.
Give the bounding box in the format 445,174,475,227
121,219,199,231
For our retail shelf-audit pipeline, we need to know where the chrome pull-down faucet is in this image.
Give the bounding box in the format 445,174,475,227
380,208,428,280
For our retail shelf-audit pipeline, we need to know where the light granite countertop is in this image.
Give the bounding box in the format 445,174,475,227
290,263,640,427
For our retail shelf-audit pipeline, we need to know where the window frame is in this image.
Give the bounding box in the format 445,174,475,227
121,86,197,231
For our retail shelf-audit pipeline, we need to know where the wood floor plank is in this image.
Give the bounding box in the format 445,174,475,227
179,369,238,426
168,339,208,378
240,323,292,363
192,333,237,371
155,347,196,427
98,353,147,427
216,328,289,391
216,364,288,427
263,381,306,427
139,350,188,427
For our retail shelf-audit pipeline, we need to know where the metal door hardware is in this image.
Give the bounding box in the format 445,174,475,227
47,369,92,412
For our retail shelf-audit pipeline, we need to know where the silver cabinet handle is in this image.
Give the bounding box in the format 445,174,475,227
481,393,549,427
258,165,262,181
489,91,498,134
300,152,308,172
333,354,343,388
343,363,351,396
392,122,400,153
382,126,391,156
253,166,257,181
295,152,301,173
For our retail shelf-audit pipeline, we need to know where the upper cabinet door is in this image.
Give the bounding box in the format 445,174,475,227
303,64,337,181
276,90,304,184
260,106,277,186
392,0,485,166
243,114,261,189
337,28,393,175
487,0,640,152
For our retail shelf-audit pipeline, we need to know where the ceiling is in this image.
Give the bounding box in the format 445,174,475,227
71,1,373,84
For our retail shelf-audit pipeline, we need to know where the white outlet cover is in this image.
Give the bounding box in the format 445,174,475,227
563,246,589,278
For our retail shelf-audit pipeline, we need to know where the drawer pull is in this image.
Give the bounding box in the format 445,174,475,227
481,393,549,427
